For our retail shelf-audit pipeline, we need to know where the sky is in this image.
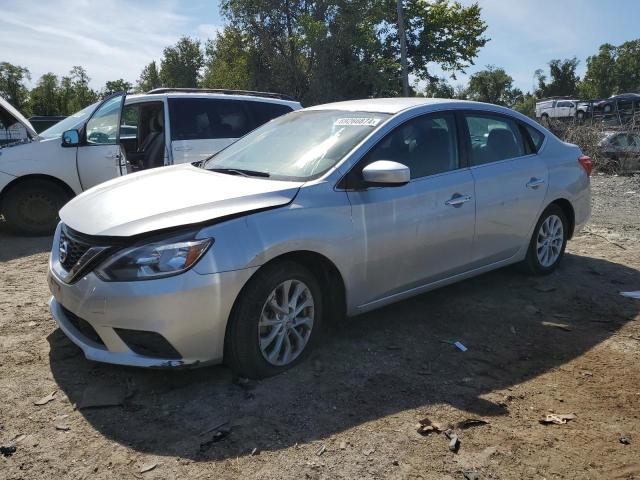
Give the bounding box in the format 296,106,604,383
1,0,639,93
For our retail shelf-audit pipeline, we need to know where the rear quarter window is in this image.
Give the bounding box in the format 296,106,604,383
524,124,545,152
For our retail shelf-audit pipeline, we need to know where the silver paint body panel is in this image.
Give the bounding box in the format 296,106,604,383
49,99,591,367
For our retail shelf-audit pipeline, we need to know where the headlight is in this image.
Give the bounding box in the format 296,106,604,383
96,234,213,281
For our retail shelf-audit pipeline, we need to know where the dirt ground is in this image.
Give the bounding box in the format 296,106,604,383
1,174,639,480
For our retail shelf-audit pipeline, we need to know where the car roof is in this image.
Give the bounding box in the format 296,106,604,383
126,92,301,108
305,97,503,115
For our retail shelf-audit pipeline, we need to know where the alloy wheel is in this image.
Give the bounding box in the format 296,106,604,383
536,214,564,267
258,279,315,366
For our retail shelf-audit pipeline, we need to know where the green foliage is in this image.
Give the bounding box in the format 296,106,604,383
535,58,579,98
58,66,98,115
512,93,536,118
466,65,514,105
201,27,255,90
423,76,455,98
0,62,31,115
102,79,133,98
29,73,59,116
136,61,162,93
579,40,640,98
159,37,204,88
401,0,489,80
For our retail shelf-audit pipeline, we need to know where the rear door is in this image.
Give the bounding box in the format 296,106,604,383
76,93,126,189
168,97,253,164
463,111,548,266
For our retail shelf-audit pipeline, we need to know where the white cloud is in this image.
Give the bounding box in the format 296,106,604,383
0,0,222,89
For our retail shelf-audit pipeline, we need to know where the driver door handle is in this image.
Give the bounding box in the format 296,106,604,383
526,177,545,189
445,194,473,207
105,152,120,160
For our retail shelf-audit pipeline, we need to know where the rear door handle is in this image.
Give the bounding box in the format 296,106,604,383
445,194,473,207
105,153,120,160
526,177,545,189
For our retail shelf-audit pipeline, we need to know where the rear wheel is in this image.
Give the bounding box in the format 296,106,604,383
522,204,568,275
2,179,70,235
224,260,322,379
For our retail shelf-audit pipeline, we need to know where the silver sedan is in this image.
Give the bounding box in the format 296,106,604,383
48,98,591,378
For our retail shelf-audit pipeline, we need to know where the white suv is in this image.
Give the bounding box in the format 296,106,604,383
0,89,301,234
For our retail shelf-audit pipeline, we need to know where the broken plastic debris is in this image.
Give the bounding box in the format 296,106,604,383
416,418,446,435
454,341,467,352
444,430,460,453
539,413,576,425
140,463,158,473
456,418,489,429
542,321,572,331
34,391,56,406
620,291,640,300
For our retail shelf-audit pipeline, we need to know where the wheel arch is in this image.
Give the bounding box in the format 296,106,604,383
0,174,76,212
548,198,575,239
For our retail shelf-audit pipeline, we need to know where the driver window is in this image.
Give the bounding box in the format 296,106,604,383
86,96,122,145
365,113,459,179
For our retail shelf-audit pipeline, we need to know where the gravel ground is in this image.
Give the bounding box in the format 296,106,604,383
1,174,639,479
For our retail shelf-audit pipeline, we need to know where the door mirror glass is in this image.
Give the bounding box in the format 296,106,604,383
61,129,80,147
362,160,410,186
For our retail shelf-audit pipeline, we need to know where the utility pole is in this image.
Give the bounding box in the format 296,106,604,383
397,0,409,96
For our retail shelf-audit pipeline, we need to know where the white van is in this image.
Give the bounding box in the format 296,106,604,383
0,89,301,234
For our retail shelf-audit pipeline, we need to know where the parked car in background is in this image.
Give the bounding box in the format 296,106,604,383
0,90,301,234
28,115,67,133
593,93,640,114
47,98,591,378
598,131,640,172
535,98,590,123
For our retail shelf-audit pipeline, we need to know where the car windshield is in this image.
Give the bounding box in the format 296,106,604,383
203,110,390,180
39,102,100,139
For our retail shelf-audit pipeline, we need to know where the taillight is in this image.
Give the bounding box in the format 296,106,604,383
578,155,593,176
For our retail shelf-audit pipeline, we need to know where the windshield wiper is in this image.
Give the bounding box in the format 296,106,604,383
210,167,270,178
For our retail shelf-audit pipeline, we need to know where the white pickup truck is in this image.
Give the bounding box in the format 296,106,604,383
0,89,301,234
535,98,590,123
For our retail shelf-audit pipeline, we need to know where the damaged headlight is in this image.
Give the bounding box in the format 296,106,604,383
96,233,213,281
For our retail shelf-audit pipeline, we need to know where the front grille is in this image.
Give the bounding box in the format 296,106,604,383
61,306,105,346
59,226,93,271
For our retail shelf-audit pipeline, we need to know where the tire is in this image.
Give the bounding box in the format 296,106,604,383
577,111,585,121
2,179,70,236
603,103,613,114
522,204,568,275
540,114,550,127
224,260,323,379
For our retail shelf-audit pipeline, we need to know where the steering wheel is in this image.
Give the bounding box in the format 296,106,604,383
88,131,110,144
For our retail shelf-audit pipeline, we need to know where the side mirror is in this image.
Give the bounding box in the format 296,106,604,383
362,160,410,186
61,129,80,147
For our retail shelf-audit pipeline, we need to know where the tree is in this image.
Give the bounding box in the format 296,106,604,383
512,92,536,118
58,66,98,115
424,76,454,98
396,0,489,81
136,61,162,92
201,27,255,90
159,37,204,88
612,39,640,94
29,73,60,116
0,62,31,113
578,44,616,99
101,79,133,98
466,65,514,105
535,58,579,98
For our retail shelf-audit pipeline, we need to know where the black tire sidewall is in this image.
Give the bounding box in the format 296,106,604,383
225,261,323,379
3,180,69,236
525,205,568,275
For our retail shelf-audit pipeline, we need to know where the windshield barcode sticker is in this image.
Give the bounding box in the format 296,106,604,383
334,117,382,127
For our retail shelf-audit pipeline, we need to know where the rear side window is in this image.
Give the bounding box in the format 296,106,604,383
524,124,545,152
464,114,526,166
169,98,252,141
244,101,293,128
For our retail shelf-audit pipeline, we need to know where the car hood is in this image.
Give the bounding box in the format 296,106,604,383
60,164,303,237
0,96,38,139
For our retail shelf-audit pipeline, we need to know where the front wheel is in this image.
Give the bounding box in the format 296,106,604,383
2,180,70,236
224,261,323,378
522,205,568,275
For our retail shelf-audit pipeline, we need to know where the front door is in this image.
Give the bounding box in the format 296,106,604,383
76,93,126,189
346,112,476,308
463,112,548,266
